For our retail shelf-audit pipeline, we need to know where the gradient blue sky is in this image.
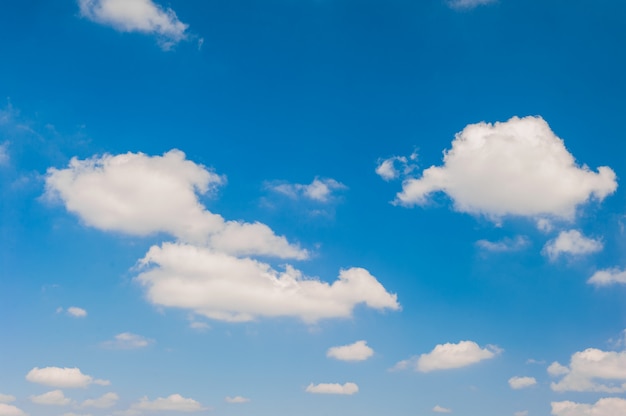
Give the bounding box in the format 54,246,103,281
1,1,626,415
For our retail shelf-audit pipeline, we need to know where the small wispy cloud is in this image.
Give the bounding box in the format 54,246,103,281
267,177,347,203
476,236,530,253
225,396,250,404
101,332,154,349
447,0,497,10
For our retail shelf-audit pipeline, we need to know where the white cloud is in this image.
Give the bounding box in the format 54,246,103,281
136,242,399,323
326,340,374,361
433,404,452,413
508,376,537,389
268,177,347,202
0,403,27,416
550,348,626,392
26,367,109,388
30,390,72,406
224,396,250,404
45,150,307,260
0,396,15,404
476,236,530,252
394,116,616,221
101,332,153,349
551,398,626,416
81,392,119,408
131,394,205,412
66,307,87,318
415,341,500,372
588,268,626,286
447,0,497,9
375,153,418,181
78,0,188,50
543,230,603,261
305,382,358,395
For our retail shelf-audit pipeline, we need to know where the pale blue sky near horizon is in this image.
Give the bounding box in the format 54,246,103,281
1,1,626,415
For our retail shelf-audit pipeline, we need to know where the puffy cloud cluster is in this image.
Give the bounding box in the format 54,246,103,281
30,390,72,406
326,340,374,362
588,268,626,286
551,398,626,416
81,392,119,408
393,116,616,222
136,243,399,323
26,367,109,389
543,230,603,261
78,0,189,49
392,340,499,372
305,382,359,395
375,152,418,181
549,348,626,392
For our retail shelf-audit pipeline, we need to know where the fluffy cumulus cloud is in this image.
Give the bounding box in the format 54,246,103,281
551,398,626,416
0,404,27,416
433,405,452,413
78,0,188,49
549,348,626,392
224,396,250,404
131,394,205,412
413,341,499,372
268,177,347,202
508,376,537,389
81,393,119,408
305,382,359,395
543,230,603,261
30,390,72,406
588,268,626,286
26,367,109,388
101,332,153,349
326,340,374,361
394,116,617,221
447,0,497,9
375,152,418,181
476,236,530,252
66,307,87,318
136,242,399,323
45,150,307,260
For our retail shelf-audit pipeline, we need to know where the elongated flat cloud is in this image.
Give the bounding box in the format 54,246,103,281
305,382,358,395
401,341,499,372
543,230,603,261
326,340,374,361
0,403,27,416
476,236,530,252
45,150,307,260
551,397,626,416
268,177,347,202
136,243,399,323
26,367,109,388
66,307,87,318
78,0,188,49
394,116,616,221
30,390,72,406
549,348,626,392
131,394,205,412
448,0,497,9
433,405,452,413
101,333,153,349
508,376,537,389
588,268,626,286
225,396,249,404
81,392,118,408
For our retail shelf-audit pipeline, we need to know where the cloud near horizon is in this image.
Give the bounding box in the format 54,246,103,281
392,116,616,222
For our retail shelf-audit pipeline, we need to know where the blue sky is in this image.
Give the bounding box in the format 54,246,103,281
1,0,626,415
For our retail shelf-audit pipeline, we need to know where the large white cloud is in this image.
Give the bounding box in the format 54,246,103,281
543,230,603,261
30,390,72,406
26,367,109,389
326,340,374,361
394,116,616,221
551,398,626,416
131,394,205,412
135,242,399,323
78,0,188,49
549,348,626,392
508,376,537,389
397,341,499,372
45,150,307,260
305,382,358,395
0,403,27,416
588,268,626,286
